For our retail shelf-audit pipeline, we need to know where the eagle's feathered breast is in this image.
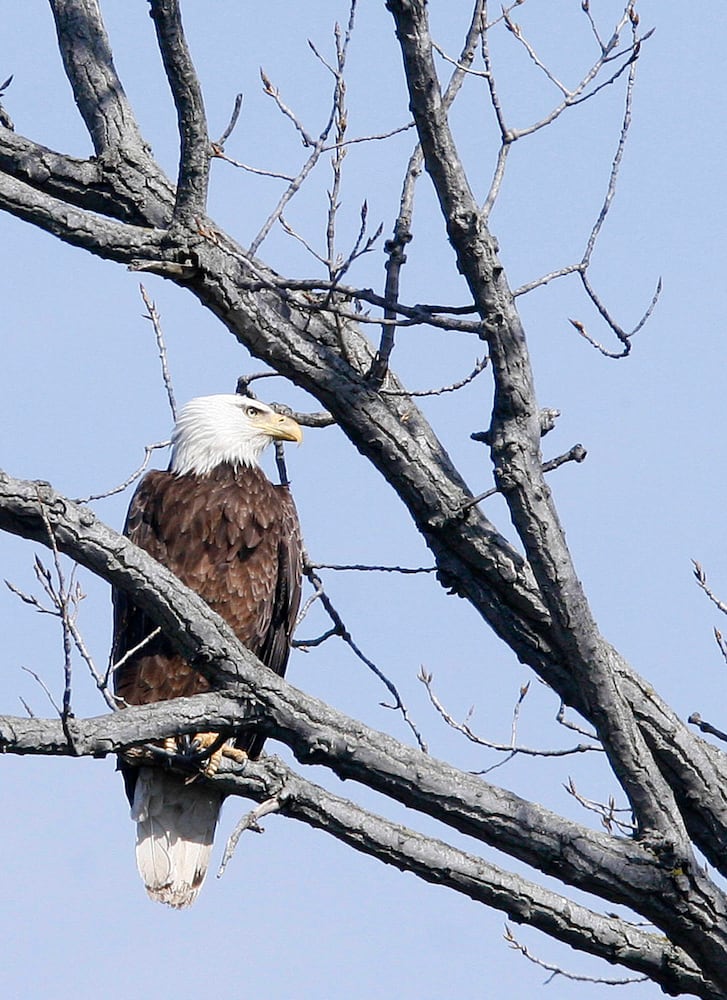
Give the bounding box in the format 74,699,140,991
113,461,302,753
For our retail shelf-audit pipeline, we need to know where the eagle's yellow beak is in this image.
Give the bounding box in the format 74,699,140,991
264,412,303,444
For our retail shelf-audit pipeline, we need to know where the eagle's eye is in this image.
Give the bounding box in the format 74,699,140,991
246,406,259,418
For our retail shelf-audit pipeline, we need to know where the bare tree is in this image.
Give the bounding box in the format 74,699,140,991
0,2,724,996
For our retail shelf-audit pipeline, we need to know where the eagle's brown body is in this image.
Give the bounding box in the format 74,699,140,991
114,463,302,758
112,424,302,907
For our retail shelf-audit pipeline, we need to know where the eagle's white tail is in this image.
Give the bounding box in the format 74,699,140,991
131,767,223,908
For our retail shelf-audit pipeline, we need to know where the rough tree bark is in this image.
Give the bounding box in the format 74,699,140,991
0,2,724,996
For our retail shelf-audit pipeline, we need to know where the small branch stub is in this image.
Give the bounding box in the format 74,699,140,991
217,795,283,878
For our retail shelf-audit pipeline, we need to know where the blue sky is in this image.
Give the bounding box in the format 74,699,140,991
1,3,726,998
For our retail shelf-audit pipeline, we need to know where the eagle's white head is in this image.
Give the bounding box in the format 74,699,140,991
170,394,303,476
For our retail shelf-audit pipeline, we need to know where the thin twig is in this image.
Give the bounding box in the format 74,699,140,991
273,440,290,487
235,259,484,333
507,20,649,142
581,0,606,51
211,150,296,182
67,611,120,711
73,441,171,504
215,92,243,148
688,713,727,747
420,670,600,763
18,696,35,718
290,293,482,334
140,284,177,420
568,16,660,355
330,205,384,288
279,215,329,266
713,628,727,669
274,6,384,292
513,264,581,297
7,536,121,711
22,667,62,716
309,562,436,575
481,2,652,224
325,5,357,281
293,625,340,649
504,925,648,987
458,444,586,516
217,796,283,878
0,73,14,129
319,122,415,152
259,67,314,145
480,1,515,216
692,561,727,616
541,444,587,474
565,778,636,835
5,578,56,614
502,11,569,95
556,702,599,741
510,681,529,746
36,496,74,733
379,356,488,397
250,7,358,257
106,627,162,685
302,557,428,751
369,0,486,384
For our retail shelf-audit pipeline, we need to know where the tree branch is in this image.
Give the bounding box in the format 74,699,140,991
2,3,727,989
212,756,720,1000
0,130,157,225
0,682,715,997
0,170,167,261
368,0,486,384
386,0,684,844
49,0,144,155
0,686,675,908
385,0,727,982
148,0,210,222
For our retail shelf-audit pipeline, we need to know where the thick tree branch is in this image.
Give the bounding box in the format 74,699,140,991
2,2,174,229
0,171,167,261
148,0,210,221
48,0,173,223
385,0,727,982
0,688,715,996
0,689,677,912
385,0,683,844
50,0,144,154
213,756,720,1000
0,475,682,897
0,130,155,225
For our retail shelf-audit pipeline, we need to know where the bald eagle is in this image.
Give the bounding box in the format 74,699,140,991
112,394,303,908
